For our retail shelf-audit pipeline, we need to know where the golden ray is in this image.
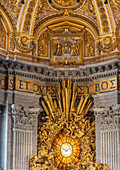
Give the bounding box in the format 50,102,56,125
42,80,93,121
30,80,110,170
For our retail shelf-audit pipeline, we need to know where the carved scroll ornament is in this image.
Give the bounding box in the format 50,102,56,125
10,36,36,54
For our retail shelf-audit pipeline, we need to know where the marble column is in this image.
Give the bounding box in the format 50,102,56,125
11,105,40,170
94,106,120,170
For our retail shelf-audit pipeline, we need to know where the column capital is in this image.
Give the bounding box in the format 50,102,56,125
93,105,120,131
11,104,40,131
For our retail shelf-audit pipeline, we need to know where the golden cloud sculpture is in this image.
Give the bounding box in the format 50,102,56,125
30,80,110,170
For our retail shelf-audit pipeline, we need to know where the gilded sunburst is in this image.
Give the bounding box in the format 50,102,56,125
30,80,110,170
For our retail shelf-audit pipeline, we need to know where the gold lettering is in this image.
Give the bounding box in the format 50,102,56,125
0,76,117,96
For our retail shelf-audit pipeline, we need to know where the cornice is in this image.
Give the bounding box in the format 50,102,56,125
0,58,119,83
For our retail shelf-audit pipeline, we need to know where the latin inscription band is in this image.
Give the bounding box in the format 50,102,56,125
0,76,118,96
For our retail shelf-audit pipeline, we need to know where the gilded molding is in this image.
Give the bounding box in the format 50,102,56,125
109,0,120,25
113,0,120,6
30,0,40,35
23,0,36,34
34,12,99,38
105,3,115,33
69,13,99,36
0,16,6,49
92,0,102,36
3,0,22,19
0,1,16,32
18,0,29,33
96,0,109,34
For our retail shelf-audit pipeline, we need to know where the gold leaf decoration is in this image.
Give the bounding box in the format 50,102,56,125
84,31,95,57
113,0,120,6
23,0,36,33
21,36,30,46
53,0,77,7
96,0,109,33
30,80,110,170
96,19,120,54
0,16,6,49
38,30,48,57
4,0,22,19
10,36,36,53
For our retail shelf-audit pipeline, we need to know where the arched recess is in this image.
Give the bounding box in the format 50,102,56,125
30,0,101,37
34,15,99,40
35,15,99,66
